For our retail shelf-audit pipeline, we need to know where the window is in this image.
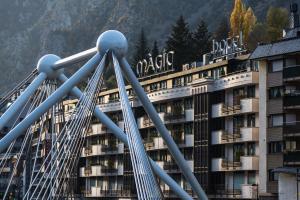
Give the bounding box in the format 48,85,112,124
150,83,158,91
285,140,297,151
268,114,283,127
233,87,245,105
269,60,283,72
247,85,256,98
184,123,193,135
173,77,182,87
286,113,296,125
98,96,105,104
159,103,167,113
233,144,245,162
268,141,282,153
247,142,256,156
184,98,193,109
233,116,244,133
269,87,284,99
269,169,279,181
247,114,256,127
248,171,256,184
199,71,209,78
184,75,192,84
160,81,167,89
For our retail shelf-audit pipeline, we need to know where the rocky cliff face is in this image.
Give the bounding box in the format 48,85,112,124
0,0,290,93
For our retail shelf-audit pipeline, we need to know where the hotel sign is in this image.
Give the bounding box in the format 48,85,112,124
211,34,245,60
136,50,174,78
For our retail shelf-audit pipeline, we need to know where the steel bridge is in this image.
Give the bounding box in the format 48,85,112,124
0,30,208,200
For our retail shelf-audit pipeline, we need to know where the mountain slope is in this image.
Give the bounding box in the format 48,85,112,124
0,0,291,93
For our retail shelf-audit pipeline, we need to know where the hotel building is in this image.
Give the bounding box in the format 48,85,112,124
76,4,300,200
77,47,261,199
0,3,299,200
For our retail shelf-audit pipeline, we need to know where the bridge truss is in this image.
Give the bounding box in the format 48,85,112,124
0,30,208,200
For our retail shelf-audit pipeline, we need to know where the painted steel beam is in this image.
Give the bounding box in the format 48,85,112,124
120,58,208,200
53,47,97,70
0,53,102,153
0,72,47,131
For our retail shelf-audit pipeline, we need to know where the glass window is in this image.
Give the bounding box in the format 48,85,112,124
173,77,182,87
233,144,245,162
184,123,193,135
269,169,279,181
285,140,297,151
159,103,167,113
233,172,245,190
247,85,256,98
268,141,282,153
269,87,284,99
247,142,256,156
160,81,167,89
248,172,256,184
269,114,283,127
247,114,256,127
270,60,283,72
286,114,296,125
184,98,193,109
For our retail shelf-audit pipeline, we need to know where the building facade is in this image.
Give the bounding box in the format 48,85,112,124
77,50,262,199
250,5,300,199
76,4,300,199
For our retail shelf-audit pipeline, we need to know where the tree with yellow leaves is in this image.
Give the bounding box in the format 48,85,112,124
243,7,257,44
230,0,246,37
230,0,257,46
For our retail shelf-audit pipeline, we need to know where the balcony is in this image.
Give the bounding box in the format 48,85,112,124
212,156,259,172
284,151,300,164
284,122,300,136
283,65,300,81
241,184,258,199
162,160,193,173
87,123,111,136
137,113,165,129
80,165,123,177
214,70,259,91
84,187,132,198
212,98,259,118
146,86,191,103
212,127,259,145
144,134,193,150
165,109,194,123
283,95,300,108
81,143,123,157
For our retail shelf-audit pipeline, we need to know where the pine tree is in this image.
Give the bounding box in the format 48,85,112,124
166,15,192,70
191,20,211,61
230,0,246,36
214,17,230,41
151,40,159,59
133,28,149,65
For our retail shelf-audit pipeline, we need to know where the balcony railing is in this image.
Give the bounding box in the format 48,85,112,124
100,168,118,174
284,151,300,163
283,121,300,134
84,188,133,197
221,131,242,141
163,161,180,172
101,145,118,153
164,112,185,121
283,95,300,107
283,65,300,80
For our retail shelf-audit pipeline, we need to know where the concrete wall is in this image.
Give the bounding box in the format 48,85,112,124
259,60,268,193
278,173,300,200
